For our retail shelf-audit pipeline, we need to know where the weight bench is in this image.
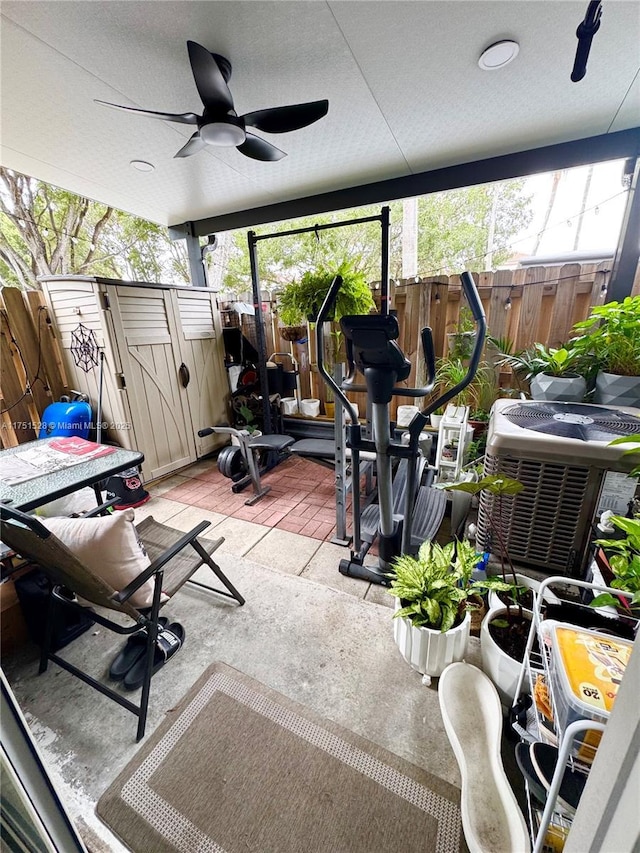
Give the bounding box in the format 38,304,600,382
199,426,295,505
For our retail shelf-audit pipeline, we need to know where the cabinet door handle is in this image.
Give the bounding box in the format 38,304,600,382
179,363,190,388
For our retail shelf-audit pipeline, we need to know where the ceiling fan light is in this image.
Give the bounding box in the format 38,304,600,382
200,122,246,146
478,40,520,71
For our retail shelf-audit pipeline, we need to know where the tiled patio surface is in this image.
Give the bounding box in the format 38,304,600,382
161,454,343,541
143,451,386,604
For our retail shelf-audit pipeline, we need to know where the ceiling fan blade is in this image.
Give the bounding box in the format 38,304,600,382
174,131,207,158
94,100,199,125
237,133,287,162
242,99,328,134
187,40,234,111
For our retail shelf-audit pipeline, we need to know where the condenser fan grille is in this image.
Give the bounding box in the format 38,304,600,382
478,452,600,575
502,402,640,441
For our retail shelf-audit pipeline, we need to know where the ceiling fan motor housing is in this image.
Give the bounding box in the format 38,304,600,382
211,53,232,82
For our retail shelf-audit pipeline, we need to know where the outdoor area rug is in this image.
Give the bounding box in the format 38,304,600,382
97,661,466,853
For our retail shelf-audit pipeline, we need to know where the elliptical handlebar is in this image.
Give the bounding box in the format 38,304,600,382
341,325,437,398
408,270,486,442
316,270,484,425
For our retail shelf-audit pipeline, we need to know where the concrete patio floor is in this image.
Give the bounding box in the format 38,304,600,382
1,453,519,851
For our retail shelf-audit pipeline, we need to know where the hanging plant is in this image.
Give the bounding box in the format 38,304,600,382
278,260,375,326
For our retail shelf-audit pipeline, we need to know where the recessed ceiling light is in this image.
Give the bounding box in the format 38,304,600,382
130,159,155,172
478,40,520,71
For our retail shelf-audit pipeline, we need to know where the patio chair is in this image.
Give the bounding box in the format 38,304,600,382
0,502,244,741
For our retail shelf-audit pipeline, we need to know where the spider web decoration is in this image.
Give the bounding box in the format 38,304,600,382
70,324,99,373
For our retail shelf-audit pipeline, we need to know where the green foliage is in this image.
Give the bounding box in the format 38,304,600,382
571,296,640,377
433,357,498,417
388,538,495,632
0,167,189,288
278,260,375,326
447,306,478,359
455,306,476,333
437,474,525,610
416,181,533,273
465,437,486,464
223,205,392,294
487,335,515,357
608,436,640,478
223,181,533,292
499,342,584,380
591,514,640,614
238,404,258,434
439,474,524,497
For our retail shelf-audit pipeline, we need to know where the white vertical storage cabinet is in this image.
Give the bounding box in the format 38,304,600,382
39,276,229,481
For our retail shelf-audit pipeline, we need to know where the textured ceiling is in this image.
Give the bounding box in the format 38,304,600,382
1,1,639,228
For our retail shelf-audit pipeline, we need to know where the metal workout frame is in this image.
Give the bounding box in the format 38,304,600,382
247,207,392,434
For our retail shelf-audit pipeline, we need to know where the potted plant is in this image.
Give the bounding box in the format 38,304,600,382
432,357,498,432
277,259,375,326
230,399,262,443
590,513,640,617
429,405,445,429
437,474,533,705
570,295,640,407
388,538,509,682
279,324,307,343
498,342,587,402
589,434,640,617
278,260,374,417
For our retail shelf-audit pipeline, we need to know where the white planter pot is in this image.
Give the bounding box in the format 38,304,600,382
594,371,640,408
530,372,586,403
300,398,320,417
397,405,420,427
480,606,531,708
280,397,299,415
430,414,443,428
393,602,470,677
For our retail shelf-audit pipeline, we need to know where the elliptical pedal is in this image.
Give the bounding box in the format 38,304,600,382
410,487,447,547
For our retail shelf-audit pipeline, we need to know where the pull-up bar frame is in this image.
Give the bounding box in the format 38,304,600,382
247,206,391,433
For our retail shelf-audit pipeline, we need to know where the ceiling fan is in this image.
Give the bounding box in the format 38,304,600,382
95,40,329,161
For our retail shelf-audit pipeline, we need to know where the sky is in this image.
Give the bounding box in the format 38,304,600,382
509,158,628,260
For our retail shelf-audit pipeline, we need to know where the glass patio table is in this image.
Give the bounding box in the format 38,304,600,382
0,438,144,513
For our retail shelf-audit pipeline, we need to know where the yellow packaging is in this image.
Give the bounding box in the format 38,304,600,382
554,626,632,715
543,822,569,853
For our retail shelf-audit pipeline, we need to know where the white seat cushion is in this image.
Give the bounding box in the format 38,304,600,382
41,509,162,608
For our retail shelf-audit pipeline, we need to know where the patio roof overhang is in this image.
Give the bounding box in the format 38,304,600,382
2,1,639,298
172,127,640,301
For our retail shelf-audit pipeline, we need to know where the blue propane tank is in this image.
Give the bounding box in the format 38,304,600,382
39,394,93,439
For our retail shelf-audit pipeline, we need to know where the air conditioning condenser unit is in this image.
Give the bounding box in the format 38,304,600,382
477,400,640,577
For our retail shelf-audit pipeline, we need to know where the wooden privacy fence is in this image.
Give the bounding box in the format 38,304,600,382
3,261,638,448
0,287,69,448
223,261,637,419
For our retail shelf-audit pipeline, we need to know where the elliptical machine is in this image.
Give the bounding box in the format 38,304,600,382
316,270,486,585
